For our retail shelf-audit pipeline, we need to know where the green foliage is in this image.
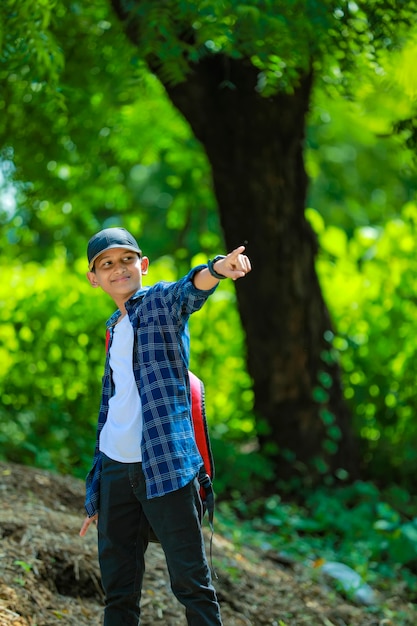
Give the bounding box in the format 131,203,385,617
207,439,274,499
0,259,113,475
218,481,417,606
1,0,134,256
13,559,32,586
1,2,205,259
306,25,417,239
4,0,416,126
0,7,221,266
306,93,417,232
117,0,318,90
0,0,65,91
112,0,417,96
308,203,417,484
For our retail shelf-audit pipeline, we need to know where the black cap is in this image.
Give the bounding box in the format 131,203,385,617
87,227,142,270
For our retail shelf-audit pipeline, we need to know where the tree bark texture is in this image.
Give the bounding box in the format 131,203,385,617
111,1,359,484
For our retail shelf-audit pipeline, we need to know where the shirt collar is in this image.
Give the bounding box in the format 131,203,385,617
105,287,149,328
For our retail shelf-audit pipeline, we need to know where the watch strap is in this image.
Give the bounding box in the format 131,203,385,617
207,255,226,279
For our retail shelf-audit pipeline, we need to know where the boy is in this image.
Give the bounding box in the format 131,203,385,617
79,226,251,626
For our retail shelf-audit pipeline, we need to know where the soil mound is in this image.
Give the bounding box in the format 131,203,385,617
0,462,413,625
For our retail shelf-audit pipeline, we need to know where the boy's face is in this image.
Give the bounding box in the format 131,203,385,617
86,247,149,305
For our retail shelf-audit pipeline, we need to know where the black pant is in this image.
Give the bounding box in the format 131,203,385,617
98,454,222,625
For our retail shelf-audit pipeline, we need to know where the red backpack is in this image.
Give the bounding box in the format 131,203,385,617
188,370,215,525
105,330,215,540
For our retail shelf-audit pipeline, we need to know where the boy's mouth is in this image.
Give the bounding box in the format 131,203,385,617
112,275,130,283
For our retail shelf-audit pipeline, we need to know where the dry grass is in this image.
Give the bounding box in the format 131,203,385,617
0,461,415,626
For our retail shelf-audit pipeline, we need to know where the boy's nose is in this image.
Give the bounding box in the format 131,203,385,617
114,261,127,273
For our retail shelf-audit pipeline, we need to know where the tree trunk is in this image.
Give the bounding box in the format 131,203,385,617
110,2,359,484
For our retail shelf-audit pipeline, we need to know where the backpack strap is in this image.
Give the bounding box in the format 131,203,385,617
189,372,216,576
188,371,215,532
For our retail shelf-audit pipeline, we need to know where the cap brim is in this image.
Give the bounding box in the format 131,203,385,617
88,244,141,270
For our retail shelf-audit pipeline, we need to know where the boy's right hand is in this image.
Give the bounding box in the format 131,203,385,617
79,514,98,537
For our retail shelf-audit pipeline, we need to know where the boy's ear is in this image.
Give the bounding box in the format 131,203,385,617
86,271,100,288
141,256,149,275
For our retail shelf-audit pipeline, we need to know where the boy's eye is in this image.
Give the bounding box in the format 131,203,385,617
98,254,137,268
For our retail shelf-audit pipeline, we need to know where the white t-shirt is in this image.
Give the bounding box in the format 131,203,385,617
99,315,143,462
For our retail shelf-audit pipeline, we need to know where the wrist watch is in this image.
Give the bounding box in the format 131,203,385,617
207,255,226,279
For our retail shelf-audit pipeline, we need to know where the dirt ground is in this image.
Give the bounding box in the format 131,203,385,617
0,461,415,626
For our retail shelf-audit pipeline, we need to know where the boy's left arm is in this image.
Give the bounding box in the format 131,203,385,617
193,245,251,291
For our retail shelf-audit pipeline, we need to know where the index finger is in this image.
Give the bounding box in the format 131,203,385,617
228,245,246,259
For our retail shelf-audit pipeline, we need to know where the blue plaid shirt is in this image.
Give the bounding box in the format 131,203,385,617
84,265,217,517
